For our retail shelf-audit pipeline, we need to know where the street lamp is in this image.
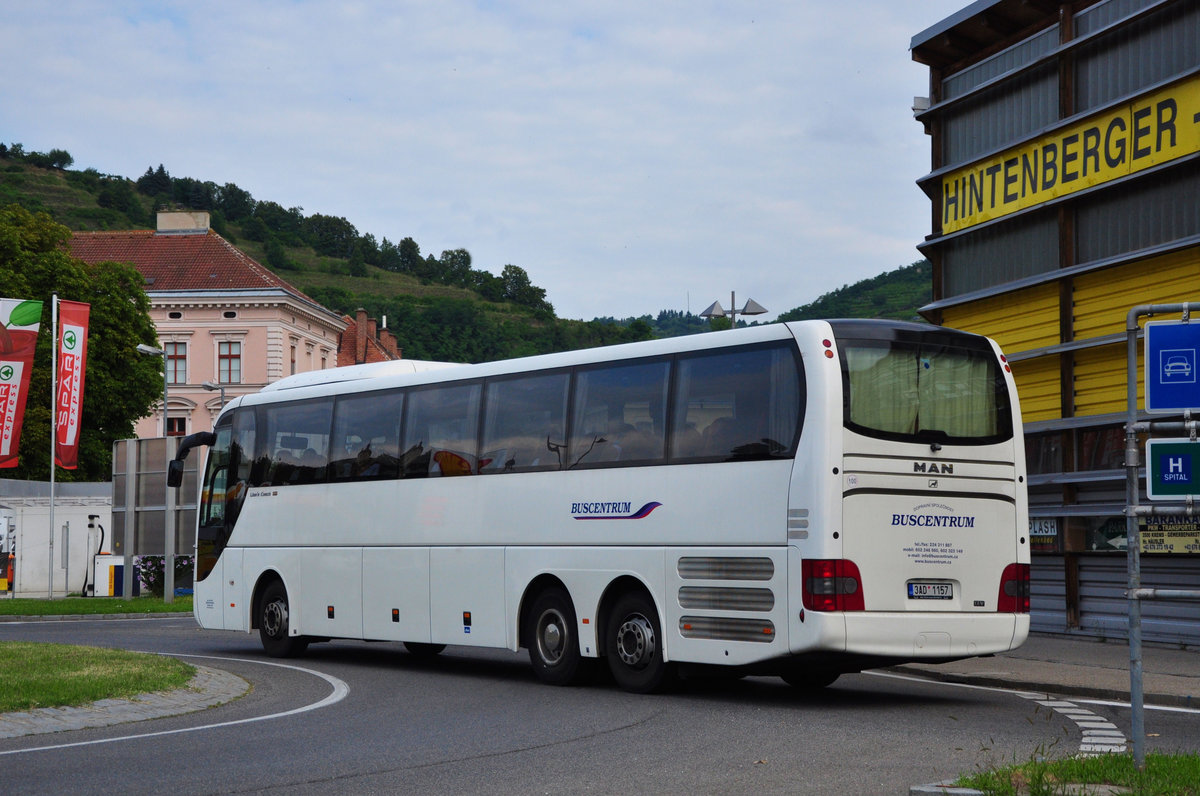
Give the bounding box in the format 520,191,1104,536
202,380,226,407
700,291,768,328
137,343,168,437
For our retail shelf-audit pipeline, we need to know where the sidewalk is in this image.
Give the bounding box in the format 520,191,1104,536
891,632,1199,708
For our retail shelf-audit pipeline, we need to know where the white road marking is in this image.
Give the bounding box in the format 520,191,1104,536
0,653,349,757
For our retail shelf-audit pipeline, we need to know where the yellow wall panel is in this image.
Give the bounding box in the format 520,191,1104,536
1011,354,1061,423
1074,249,1200,339
940,282,1060,354
1073,343,1143,417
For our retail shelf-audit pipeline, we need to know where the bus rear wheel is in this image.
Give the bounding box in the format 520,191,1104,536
526,587,584,686
259,580,309,658
604,592,674,693
780,667,840,690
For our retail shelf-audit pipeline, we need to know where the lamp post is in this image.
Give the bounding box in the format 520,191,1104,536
699,291,768,328
137,344,168,436
202,380,226,407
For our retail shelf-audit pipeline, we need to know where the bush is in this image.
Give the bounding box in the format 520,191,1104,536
137,555,195,596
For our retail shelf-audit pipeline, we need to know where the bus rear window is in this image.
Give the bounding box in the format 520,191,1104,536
840,339,1011,445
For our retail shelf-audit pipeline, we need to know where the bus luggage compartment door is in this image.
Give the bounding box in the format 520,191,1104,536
841,470,1017,614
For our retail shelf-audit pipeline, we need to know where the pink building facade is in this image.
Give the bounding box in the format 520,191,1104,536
71,211,348,438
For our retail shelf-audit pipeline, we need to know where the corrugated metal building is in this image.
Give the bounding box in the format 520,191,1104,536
912,0,1200,645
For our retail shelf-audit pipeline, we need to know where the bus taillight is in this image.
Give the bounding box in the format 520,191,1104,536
802,559,864,612
997,563,1030,613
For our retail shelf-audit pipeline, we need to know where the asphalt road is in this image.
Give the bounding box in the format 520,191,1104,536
2,617,1198,795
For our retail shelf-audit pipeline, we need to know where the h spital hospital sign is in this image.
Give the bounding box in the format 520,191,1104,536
939,75,1200,233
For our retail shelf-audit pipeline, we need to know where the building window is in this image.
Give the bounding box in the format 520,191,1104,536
219,341,242,384
167,416,187,437
166,342,187,385
290,344,297,375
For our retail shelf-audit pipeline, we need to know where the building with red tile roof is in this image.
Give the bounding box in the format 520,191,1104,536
338,308,401,367
70,211,348,437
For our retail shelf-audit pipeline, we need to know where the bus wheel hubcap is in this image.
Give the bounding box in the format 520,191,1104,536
615,614,655,668
264,601,286,637
537,610,566,664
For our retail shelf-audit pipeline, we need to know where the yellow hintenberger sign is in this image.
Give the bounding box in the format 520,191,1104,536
941,75,1200,233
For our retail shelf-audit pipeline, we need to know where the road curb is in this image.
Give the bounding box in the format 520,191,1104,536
0,612,188,623
885,665,1198,710
910,783,983,796
0,663,249,739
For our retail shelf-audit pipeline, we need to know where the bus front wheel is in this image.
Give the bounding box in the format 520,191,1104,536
604,592,674,693
259,580,309,658
526,587,584,686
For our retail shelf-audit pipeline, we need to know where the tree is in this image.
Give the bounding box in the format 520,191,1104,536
0,205,162,481
303,213,358,257
46,149,73,169
216,182,255,221
136,164,172,196
397,237,421,274
439,248,472,287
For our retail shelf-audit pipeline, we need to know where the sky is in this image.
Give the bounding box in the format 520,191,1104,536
2,1,967,322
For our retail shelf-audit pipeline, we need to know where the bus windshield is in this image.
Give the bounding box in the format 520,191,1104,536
840,336,1011,446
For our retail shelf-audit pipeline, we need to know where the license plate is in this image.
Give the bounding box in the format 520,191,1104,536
908,582,953,599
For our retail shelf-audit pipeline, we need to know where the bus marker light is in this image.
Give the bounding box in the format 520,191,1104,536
581,617,589,624
327,606,335,619
824,349,834,358
392,609,400,623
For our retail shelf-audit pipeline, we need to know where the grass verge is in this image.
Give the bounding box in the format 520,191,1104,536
0,642,194,713
0,595,192,616
957,752,1200,795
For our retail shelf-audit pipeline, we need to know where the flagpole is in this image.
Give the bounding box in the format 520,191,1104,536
49,293,57,599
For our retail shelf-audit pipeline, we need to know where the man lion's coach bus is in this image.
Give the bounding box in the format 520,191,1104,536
169,320,1029,693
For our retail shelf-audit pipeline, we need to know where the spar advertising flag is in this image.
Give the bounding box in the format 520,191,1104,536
55,300,91,469
0,298,44,468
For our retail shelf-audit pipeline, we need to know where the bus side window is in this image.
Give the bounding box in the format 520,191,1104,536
670,343,802,461
402,382,481,477
480,372,569,473
569,359,668,468
330,390,403,481
261,399,333,485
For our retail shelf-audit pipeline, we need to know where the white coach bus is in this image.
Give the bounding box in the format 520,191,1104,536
169,320,1029,693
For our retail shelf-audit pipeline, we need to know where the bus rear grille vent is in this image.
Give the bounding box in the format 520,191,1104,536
678,586,774,612
679,616,776,643
677,556,774,581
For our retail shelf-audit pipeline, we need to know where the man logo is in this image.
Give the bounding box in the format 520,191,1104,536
913,461,953,474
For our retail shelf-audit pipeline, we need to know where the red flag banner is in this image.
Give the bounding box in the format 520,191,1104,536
0,298,44,469
55,300,90,469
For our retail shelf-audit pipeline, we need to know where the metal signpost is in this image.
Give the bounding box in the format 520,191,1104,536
1124,304,1200,769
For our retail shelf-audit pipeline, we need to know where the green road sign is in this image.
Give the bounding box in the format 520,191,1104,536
1146,438,1200,500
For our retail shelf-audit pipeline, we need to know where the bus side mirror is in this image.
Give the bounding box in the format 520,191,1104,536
168,430,217,488
167,458,185,488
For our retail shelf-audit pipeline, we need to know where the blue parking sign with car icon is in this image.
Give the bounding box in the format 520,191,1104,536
1145,321,1200,412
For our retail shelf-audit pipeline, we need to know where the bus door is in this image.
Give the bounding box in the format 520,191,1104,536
194,409,255,631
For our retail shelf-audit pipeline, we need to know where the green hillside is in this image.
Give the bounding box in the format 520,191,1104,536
0,147,652,361
776,260,931,324
0,142,932,359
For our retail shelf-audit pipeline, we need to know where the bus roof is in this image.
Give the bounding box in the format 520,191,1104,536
262,359,463,392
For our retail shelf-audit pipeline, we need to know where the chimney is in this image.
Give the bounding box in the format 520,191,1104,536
380,328,400,359
156,210,210,235
355,308,368,364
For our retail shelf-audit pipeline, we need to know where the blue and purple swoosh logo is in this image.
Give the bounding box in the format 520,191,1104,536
572,501,663,520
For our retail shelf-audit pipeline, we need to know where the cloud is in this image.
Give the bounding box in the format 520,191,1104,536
2,0,965,319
